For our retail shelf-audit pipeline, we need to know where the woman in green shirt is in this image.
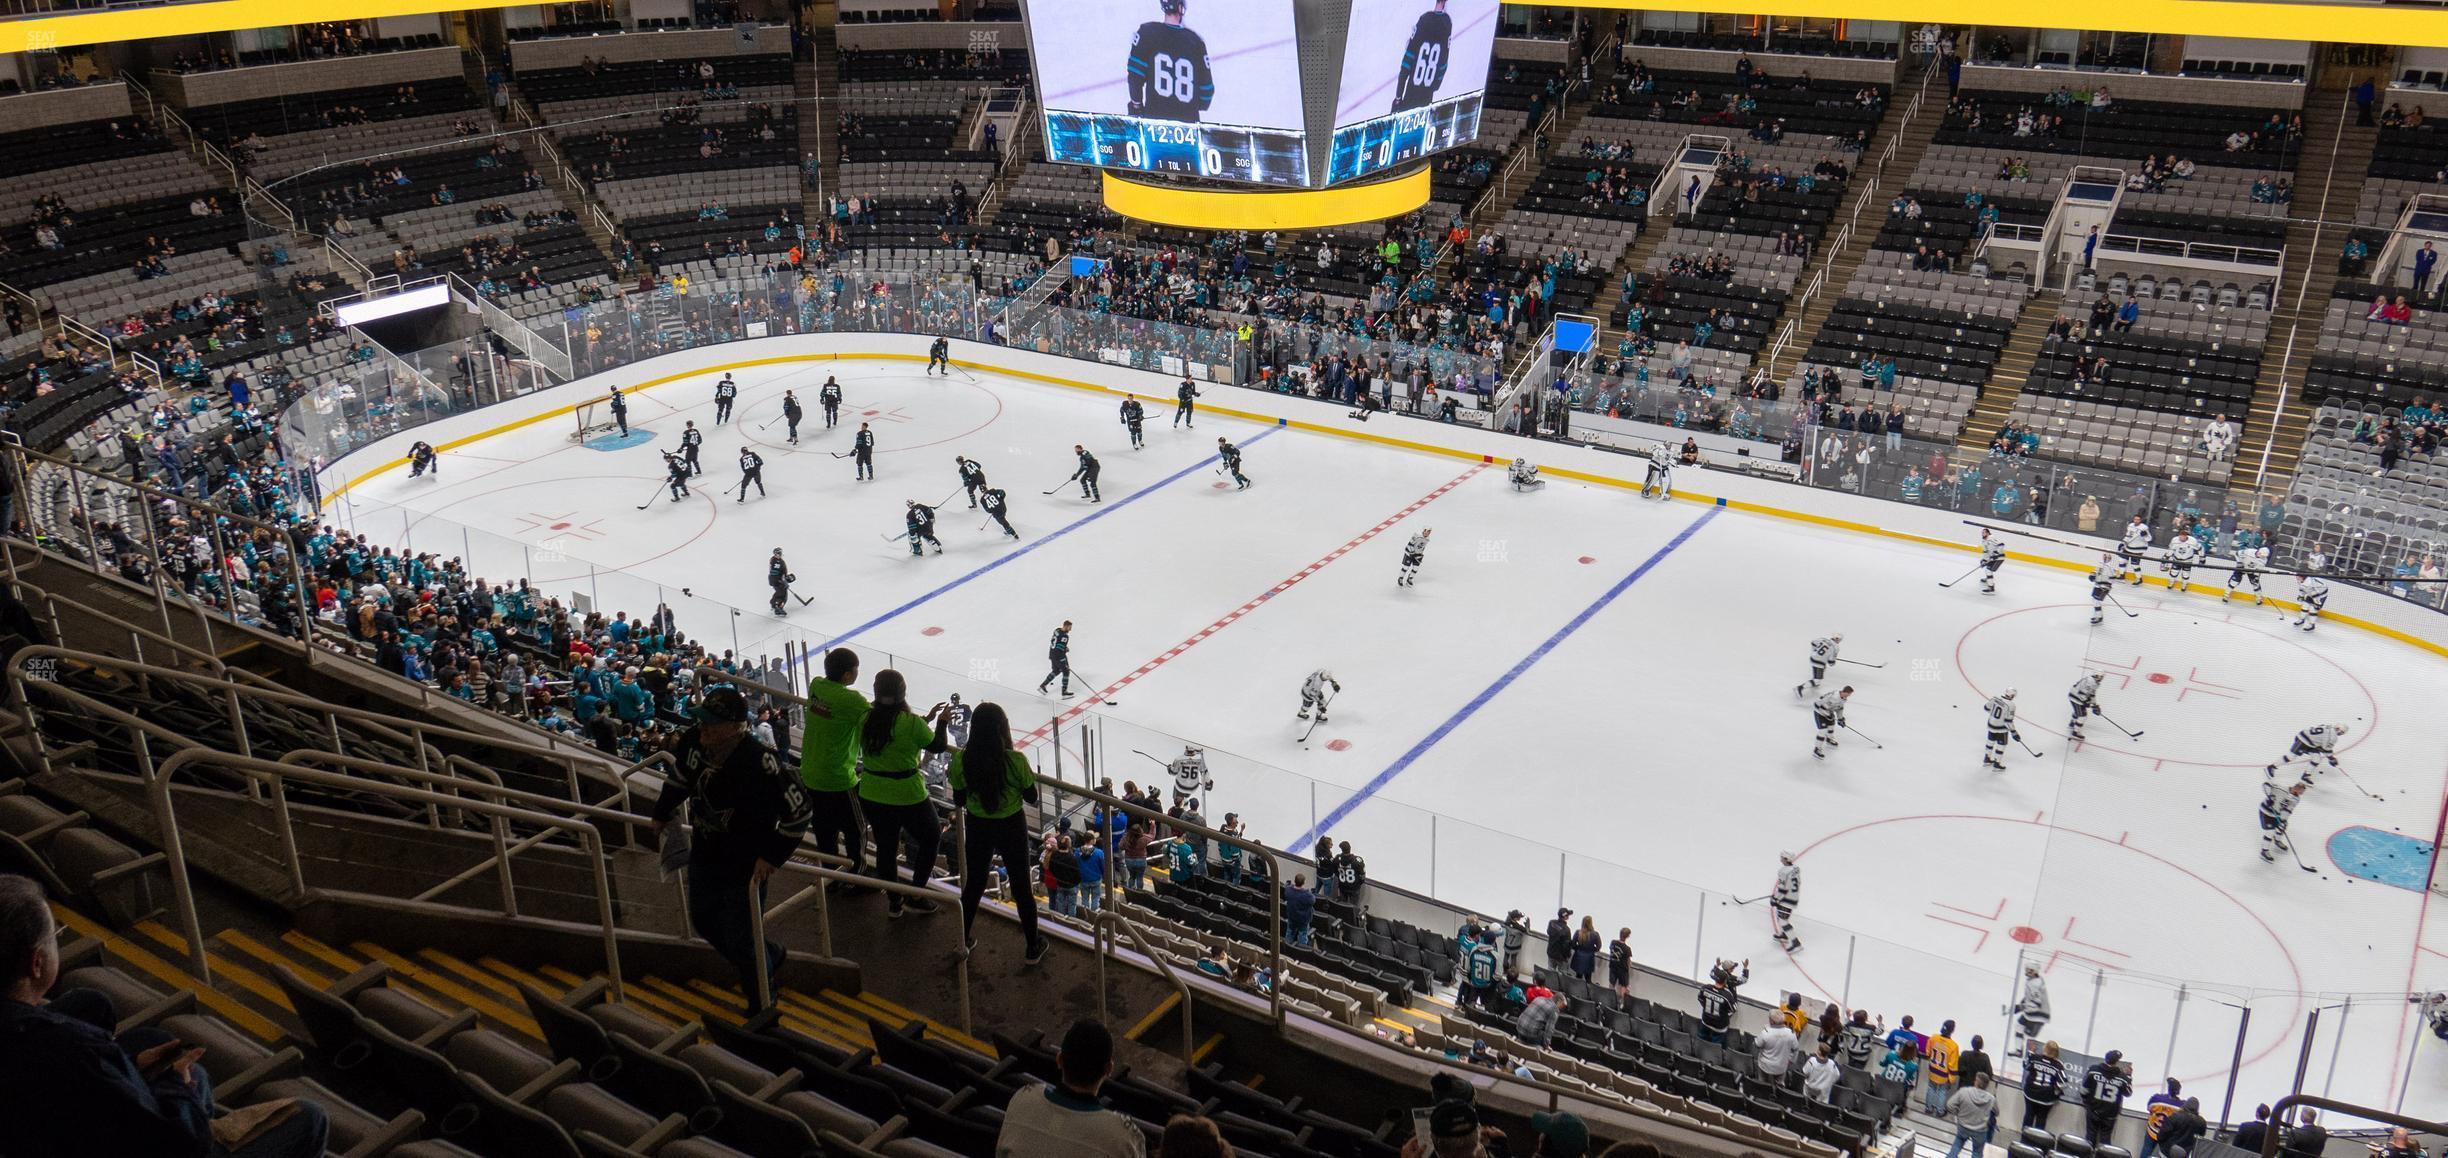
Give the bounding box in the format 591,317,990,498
858,670,952,917
947,701,1045,964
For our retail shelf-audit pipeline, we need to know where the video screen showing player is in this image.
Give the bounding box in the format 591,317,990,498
1126,0,1215,123
1391,0,1455,113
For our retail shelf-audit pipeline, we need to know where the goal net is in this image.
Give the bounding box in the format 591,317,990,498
571,395,624,444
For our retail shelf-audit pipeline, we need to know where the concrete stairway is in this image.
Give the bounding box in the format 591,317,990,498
1956,298,2065,452
2235,86,2378,491
1779,65,1947,386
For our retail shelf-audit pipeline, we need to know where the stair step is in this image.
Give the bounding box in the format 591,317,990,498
52,906,284,1042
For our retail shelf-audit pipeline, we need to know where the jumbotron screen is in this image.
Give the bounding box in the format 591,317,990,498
1325,0,1499,184
1023,0,1313,187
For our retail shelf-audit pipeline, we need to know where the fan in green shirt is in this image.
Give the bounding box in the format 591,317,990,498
857,676,951,806
799,660,872,792
948,747,1037,820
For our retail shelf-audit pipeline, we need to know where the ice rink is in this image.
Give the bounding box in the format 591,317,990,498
327,356,2448,1115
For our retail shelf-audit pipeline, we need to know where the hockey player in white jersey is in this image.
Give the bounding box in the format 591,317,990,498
1509,457,1545,491
1398,528,1432,588
2267,722,2347,783
2118,515,2153,584
2087,554,2118,625
1297,669,1342,722
2259,780,2306,863
1169,745,1212,803
1977,529,2007,595
1980,688,2021,771
1795,633,1843,698
2068,671,2106,743
2415,991,2448,1043
1770,851,1802,951
2294,574,2330,631
2226,544,2269,603
1811,687,1852,760
2163,534,2203,591
1642,442,1674,499
2009,966,2051,1058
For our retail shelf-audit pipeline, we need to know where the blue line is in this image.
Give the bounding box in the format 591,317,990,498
1293,505,1720,851
818,426,1279,652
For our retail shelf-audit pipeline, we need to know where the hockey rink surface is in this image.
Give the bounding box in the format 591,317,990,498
329,357,2448,1114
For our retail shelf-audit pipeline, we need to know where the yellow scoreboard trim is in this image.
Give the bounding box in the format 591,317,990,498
1101,167,1431,230
1539,0,2448,48
0,0,526,52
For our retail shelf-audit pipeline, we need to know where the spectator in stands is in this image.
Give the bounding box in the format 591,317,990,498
1543,908,1572,972
2022,1041,2067,1130
1757,1007,1801,1084
1283,874,1314,946
1878,1038,1920,1086
2416,242,2439,298
1802,1041,1842,1103
998,1019,1145,1157
800,647,869,876
2081,1051,2133,1145
1333,840,1367,912
1515,984,1560,1046
1567,916,1599,982
856,669,950,915
1161,1114,1233,1158
649,684,807,1010
2375,1127,2425,1158
1923,1018,1960,1113
2,873,336,1157
2284,1108,2328,1158
2234,1105,2275,1152
1940,1073,1998,1158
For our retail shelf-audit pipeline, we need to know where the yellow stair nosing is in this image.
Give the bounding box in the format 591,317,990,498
352,942,543,1040
477,957,565,998
829,988,990,1056
614,983,705,1028
216,929,333,991
636,976,748,1027
279,931,363,974
777,990,876,1043
418,948,524,1002
50,906,283,1043
131,921,294,1012
538,964,589,988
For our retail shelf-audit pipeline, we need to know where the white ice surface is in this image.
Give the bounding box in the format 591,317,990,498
330,357,2448,1115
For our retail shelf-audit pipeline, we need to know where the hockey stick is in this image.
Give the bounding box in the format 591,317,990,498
2333,764,2388,802
2104,591,2142,619
634,479,672,510
1298,691,1335,744
1937,565,1982,589
1728,894,1770,906
2093,710,2145,740
1134,750,1171,768
1072,670,1116,707
2014,733,2046,758
1842,724,1884,750
2285,836,2319,874
793,590,813,607
1834,658,1886,669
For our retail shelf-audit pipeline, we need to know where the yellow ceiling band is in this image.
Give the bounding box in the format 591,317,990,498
1101,167,1432,230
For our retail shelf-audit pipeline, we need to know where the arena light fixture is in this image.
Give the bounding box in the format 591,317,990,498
332,282,451,328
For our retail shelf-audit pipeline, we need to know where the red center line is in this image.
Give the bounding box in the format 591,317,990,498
1022,463,1486,745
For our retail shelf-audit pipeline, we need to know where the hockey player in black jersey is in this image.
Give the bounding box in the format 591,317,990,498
852,423,875,480
680,420,704,476
608,384,630,436
904,500,942,556
1037,620,1073,696
1174,377,1198,427
782,389,804,443
661,450,691,502
820,377,844,428
1119,396,1146,448
735,447,765,501
1069,445,1102,501
408,441,438,478
1217,437,1248,489
956,455,988,507
1391,0,1455,113
925,336,952,376
1126,0,1215,123
713,373,738,423
980,487,1018,539
767,548,796,615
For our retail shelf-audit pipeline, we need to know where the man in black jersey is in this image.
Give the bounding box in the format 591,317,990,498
1392,0,1455,112
1126,0,1215,123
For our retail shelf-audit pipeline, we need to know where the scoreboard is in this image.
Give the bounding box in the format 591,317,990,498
1021,0,1498,191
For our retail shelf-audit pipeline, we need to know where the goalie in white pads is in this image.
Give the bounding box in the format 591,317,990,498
1981,688,2020,771
1795,633,1843,698
2267,722,2347,784
2259,780,2306,863
1398,528,1432,588
1978,530,2006,594
1297,669,1342,722
2293,574,2329,632
2163,534,2203,591
1770,851,1802,951
1509,457,1544,491
1811,687,1852,760
2068,671,2105,743
2087,554,2118,625
1642,442,1674,499
2118,515,2153,584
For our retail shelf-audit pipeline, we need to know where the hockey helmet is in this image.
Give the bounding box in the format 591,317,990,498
772,547,784,555
1830,632,1844,643
1316,669,1335,682
1779,850,1795,864
2001,687,2017,699
2335,723,2350,737
1161,0,1186,11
